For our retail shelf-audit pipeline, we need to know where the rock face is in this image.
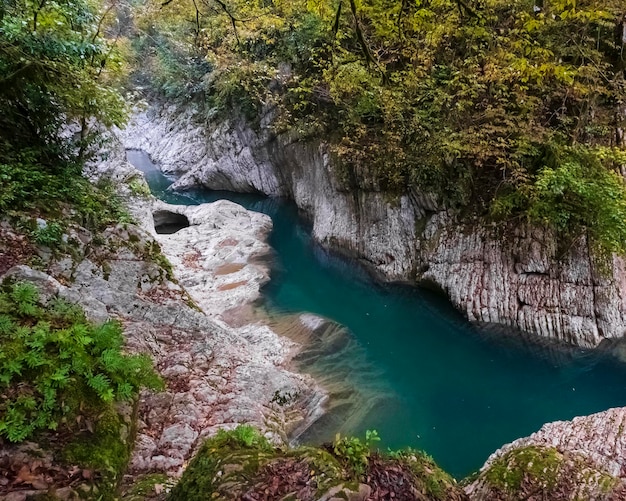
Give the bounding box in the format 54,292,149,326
1,149,327,480
466,407,626,500
145,199,273,318
119,105,626,347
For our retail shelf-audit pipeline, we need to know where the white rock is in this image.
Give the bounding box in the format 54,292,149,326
118,103,626,347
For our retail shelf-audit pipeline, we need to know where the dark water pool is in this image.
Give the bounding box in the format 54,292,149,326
128,149,626,478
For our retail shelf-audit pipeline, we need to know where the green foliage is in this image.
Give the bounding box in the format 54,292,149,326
141,0,626,254
492,145,626,253
32,221,65,248
332,429,380,477
0,152,132,232
0,0,131,236
214,424,272,450
0,281,163,443
128,177,152,198
63,408,132,499
168,425,275,501
0,0,127,161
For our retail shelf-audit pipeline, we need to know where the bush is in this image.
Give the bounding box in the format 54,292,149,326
0,281,163,442
492,145,626,254
332,429,380,477
0,151,132,232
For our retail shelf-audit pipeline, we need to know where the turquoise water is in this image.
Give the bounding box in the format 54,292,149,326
129,150,626,478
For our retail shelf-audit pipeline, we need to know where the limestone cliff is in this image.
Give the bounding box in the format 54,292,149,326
118,104,626,348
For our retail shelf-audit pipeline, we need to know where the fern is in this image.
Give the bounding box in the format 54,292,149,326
0,315,14,335
100,348,123,372
0,281,163,442
69,323,92,346
3,359,23,376
10,283,40,317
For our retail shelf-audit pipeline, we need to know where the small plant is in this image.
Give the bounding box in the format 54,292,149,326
214,424,270,449
128,177,152,198
32,220,65,248
0,281,163,442
332,429,380,477
270,389,300,406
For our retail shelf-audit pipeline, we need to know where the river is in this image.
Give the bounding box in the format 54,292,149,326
128,149,626,478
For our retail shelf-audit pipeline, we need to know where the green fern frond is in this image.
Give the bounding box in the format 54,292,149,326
0,281,162,441
0,315,14,336
10,283,40,318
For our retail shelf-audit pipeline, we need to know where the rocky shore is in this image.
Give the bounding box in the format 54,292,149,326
92,145,329,475
0,141,329,499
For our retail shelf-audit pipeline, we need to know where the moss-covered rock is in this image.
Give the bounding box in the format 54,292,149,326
169,426,468,501
0,402,136,500
467,445,625,501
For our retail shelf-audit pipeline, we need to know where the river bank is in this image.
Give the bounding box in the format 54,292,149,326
126,143,626,481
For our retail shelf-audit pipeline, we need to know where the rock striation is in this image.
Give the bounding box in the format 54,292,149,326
119,104,626,347
466,407,626,500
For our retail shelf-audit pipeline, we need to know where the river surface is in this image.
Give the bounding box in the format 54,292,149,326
128,149,626,478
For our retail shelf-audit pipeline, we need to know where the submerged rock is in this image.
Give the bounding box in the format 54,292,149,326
118,104,626,348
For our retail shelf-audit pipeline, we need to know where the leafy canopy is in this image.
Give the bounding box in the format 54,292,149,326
0,0,131,228
136,0,626,253
0,0,127,162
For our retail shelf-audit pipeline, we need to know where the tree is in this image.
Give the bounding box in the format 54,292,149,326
0,0,127,168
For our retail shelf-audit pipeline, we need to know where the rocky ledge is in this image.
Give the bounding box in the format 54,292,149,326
118,104,626,348
0,147,327,501
466,407,626,500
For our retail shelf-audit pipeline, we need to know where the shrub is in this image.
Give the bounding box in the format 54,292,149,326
0,281,163,442
0,152,132,232
332,429,380,477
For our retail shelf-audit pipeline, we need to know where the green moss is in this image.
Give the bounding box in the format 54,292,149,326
390,449,458,500
169,426,347,501
484,446,563,493
169,426,470,501
63,407,133,500
168,433,271,500
122,473,172,500
147,240,174,282
307,450,350,493
597,473,619,494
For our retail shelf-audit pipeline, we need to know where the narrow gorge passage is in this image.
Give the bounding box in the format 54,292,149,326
128,149,626,478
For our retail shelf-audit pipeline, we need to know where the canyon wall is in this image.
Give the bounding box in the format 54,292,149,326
118,104,626,348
